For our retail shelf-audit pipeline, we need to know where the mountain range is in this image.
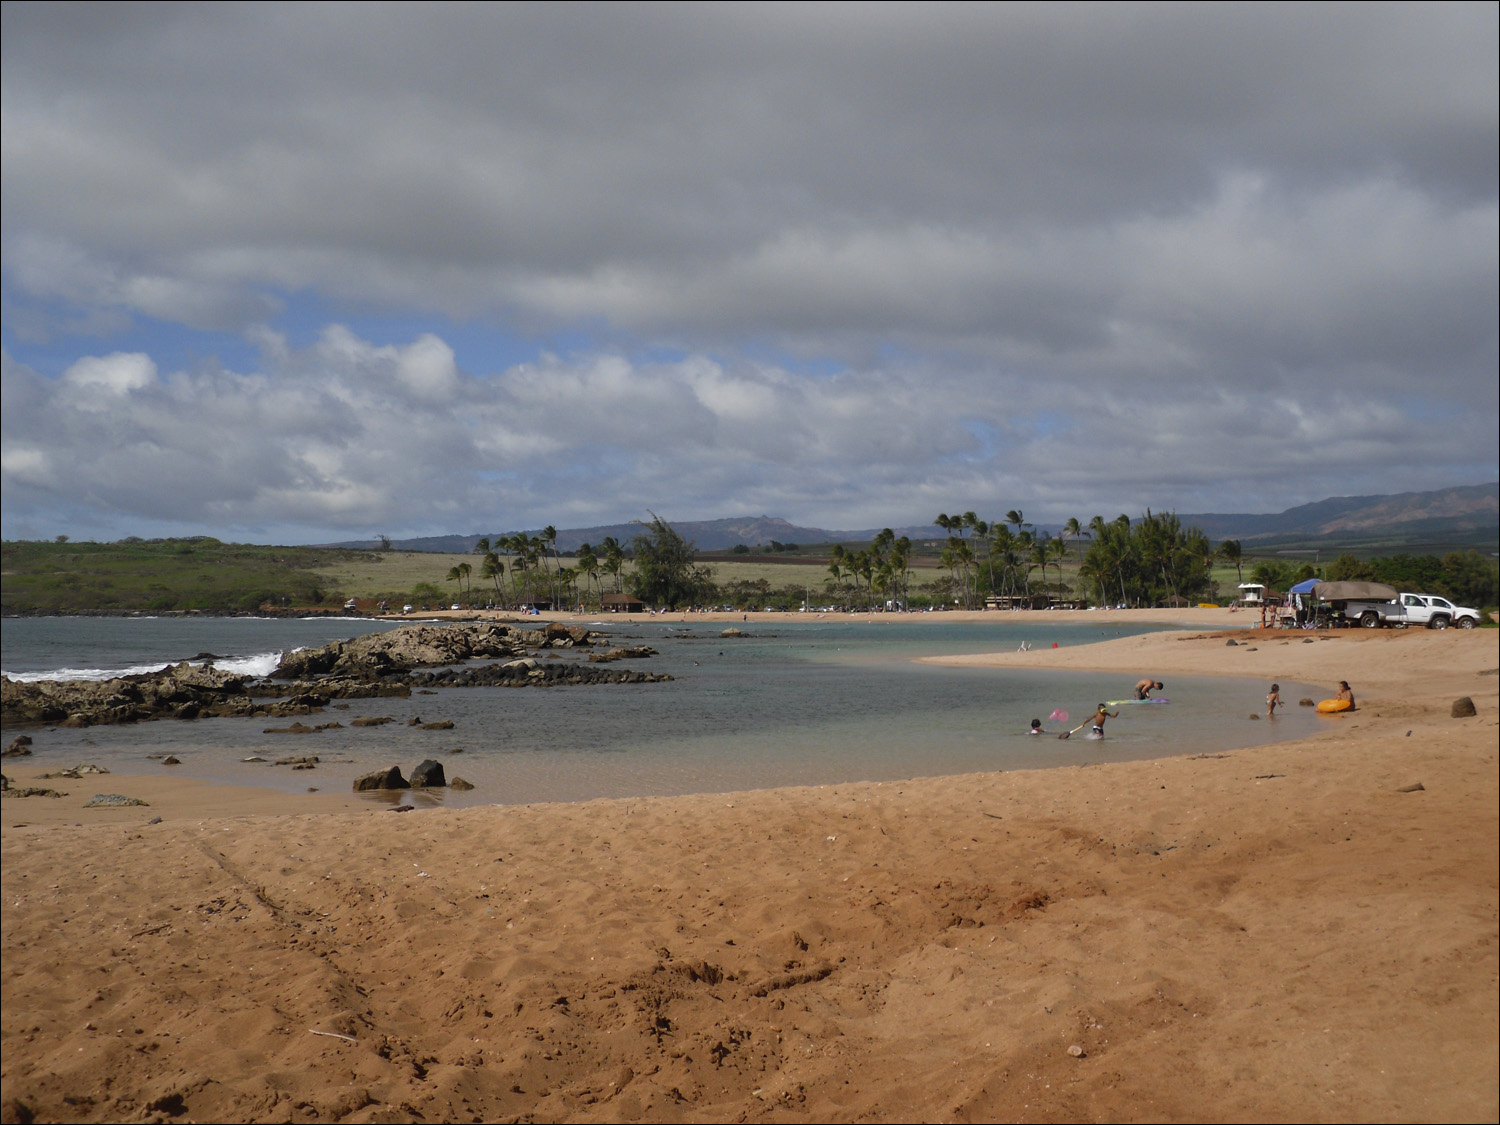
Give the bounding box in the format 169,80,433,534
336,482,1498,555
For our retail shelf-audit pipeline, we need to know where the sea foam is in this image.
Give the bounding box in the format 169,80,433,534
2,650,285,683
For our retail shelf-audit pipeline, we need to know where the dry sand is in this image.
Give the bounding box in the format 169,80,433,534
2,620,1495,1123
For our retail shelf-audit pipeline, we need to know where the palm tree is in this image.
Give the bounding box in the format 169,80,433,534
1219,539,1243,588
576,543,600,604
964,514,993,596
600,536,625,593
1063,517,1088,566
1028,541,1050,602
991,525,1016,596
826,545,846,601
1015,528,1035,594
1049,535,1069,602
480,552,506,606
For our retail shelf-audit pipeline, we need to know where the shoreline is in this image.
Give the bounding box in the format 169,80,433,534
3,625,1495,1122
5,615,1330,824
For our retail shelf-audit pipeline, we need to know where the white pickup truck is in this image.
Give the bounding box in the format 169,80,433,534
1343,592,1481,629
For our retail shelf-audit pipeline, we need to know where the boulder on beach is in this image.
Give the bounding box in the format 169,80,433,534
352,766,409,791
410,759,446,788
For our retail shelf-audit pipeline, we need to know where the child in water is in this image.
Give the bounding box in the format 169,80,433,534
1089,704,1119,738
1266,683,1281,717
1029,719,1043,735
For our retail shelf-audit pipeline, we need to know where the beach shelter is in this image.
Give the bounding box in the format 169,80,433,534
1289,578,1322,595
1310,580,1399,601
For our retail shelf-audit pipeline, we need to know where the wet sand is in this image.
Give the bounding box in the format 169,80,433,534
2,621,1495,1123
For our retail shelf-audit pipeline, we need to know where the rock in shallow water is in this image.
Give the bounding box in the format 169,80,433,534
352,766,409,791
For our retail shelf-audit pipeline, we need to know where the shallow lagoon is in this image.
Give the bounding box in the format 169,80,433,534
2,615,1323,806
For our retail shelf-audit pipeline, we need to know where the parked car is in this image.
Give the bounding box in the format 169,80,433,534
1342,591,1481,629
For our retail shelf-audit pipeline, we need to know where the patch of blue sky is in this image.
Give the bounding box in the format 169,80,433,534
0,288,261,378
259,294,608,376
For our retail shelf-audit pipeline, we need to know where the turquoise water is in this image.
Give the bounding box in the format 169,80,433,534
1,616,1322,806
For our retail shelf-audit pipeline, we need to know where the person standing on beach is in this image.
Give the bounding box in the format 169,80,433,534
1134,678,1163,700
1266,683,1281,716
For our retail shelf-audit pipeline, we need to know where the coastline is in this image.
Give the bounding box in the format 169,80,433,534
3,625,1495,1122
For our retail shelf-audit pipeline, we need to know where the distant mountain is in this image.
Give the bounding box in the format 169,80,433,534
324,483,1497,555
333,517,945,555
1180,483,1498,544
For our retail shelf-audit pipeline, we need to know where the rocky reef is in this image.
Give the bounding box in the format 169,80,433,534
2,623,669,729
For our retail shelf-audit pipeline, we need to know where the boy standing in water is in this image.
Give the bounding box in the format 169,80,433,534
1089,703,1119,737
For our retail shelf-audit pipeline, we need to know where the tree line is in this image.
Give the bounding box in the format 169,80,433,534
1247,551,1497,608
930,509,1219,608
439,514,1497,613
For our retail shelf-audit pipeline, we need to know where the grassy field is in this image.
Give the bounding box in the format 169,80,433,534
309,549,482,600
0,539,373,615
0,538,1288,615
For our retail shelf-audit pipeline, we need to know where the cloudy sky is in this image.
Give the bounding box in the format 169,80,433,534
3,2,1496,544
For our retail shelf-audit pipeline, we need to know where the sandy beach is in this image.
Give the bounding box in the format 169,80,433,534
2,617,1495,1123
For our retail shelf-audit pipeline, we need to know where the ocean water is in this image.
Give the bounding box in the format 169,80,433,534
1,615,1324,807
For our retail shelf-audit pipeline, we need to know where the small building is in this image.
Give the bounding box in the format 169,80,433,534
1237,583,1266,606
599,593,645,613
984,594,1053,611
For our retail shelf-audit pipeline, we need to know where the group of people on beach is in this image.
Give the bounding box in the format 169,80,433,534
1266,680,1354,716
1029,674,1357,736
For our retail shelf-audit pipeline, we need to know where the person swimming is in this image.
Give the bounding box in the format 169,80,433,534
1029,719,1043,735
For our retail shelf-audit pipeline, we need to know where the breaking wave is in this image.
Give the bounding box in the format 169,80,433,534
2,650,287,683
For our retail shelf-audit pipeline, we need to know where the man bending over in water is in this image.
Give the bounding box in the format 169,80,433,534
1134,678,1163,700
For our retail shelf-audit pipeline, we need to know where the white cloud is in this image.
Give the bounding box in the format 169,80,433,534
62,351,157,395
1,4,1494,539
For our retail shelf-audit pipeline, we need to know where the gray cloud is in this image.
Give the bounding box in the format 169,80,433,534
1,2,1495,539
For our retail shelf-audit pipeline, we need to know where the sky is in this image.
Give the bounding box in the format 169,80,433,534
2,2,1496,545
